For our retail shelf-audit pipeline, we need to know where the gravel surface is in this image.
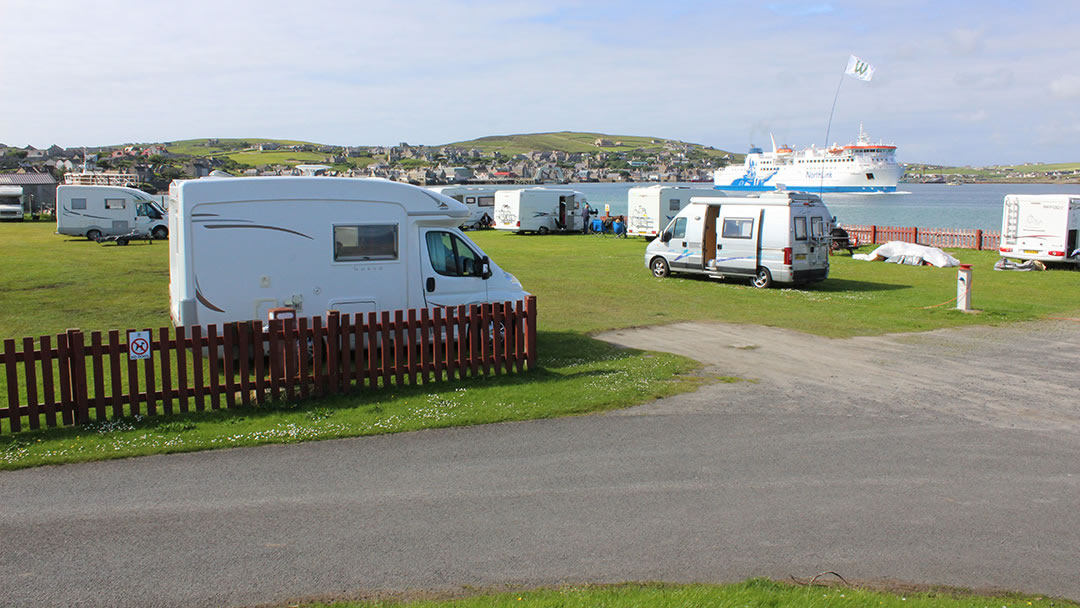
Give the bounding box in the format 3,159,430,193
1,320,1078,608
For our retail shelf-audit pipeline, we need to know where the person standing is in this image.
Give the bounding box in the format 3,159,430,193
581,202,592,233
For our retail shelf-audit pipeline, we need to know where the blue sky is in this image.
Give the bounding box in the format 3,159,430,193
2,0,1078,166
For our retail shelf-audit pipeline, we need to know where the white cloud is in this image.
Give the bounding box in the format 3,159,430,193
1049,76,1080,99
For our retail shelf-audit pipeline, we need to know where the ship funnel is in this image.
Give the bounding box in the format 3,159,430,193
770,133,777,153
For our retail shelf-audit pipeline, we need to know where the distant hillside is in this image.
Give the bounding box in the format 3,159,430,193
442,131,736,158
164,138,319,157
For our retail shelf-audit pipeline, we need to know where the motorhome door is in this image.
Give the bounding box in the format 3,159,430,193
714,209,761,275
135,202,163,233
667,212,704,271
420,228,489,309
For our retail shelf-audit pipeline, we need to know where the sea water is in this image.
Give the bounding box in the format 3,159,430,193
565,182,1080,232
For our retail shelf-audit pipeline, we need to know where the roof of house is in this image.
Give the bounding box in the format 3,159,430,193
0,173,57,185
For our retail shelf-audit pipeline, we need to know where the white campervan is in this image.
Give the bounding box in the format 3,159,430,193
168,176,528,327
493,188,586,234
644,191,832,288
0,185,24,221
999,194,1080,265
56,185,168,240
626,185,723,238
427,186,498,229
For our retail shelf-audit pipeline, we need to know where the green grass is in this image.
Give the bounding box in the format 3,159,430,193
300,580,1076,608
164,138,319,156
443,131,734,157
1,221,1078,467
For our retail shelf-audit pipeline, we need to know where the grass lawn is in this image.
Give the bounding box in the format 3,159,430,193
1,220,1078,468
301,580,1075,608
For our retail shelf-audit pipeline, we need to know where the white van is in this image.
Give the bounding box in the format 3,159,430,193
168,176,528,327
999,194,1080,265
56,185,168,240
645,191,832,288
427,186,497,229
626,185,723,238
493,188,586,234
0,185,24,221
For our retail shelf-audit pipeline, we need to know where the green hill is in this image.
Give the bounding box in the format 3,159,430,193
442,131,735,158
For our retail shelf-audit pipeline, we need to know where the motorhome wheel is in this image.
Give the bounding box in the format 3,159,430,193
650,257,670,278
86,229,102,241
117,237,129,246
152,226,168,239
751,267,773,289
538,226,549,235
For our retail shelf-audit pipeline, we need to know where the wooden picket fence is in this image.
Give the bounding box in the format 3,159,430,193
1,297,537,435
841,224,1001,251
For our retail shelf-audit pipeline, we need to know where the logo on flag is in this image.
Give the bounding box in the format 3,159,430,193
845,55,874,82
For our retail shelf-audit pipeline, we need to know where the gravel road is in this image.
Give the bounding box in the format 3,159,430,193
1,320,1078,607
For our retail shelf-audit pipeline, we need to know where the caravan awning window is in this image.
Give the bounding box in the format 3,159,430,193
105,198,126,210
334,224,398,262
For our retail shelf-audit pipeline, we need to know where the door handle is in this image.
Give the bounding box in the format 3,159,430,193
426,277,435,292
681,241,687,247
717,244,722,250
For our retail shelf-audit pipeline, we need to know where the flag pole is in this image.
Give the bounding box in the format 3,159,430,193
820,70,846,195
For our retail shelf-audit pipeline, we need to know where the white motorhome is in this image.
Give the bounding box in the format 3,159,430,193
168,176,528,327
645,191,832,288
999,194,1080,265
626,185,724,238
56,185,168,240
493,188,586,234
427,186,497,229
0,185,25,221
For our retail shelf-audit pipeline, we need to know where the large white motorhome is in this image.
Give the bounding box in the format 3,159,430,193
493,188,586,234
427,186,498,229
626,185,723,238
168,176,528,327
0,185,24,221
645,191,832,288
56,185,168,240
999,194,1080,265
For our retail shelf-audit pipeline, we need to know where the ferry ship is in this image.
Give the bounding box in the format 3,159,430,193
714,125,901,193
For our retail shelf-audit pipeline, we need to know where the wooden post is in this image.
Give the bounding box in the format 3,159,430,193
298,317,311,399
58,332,74,425
525,296,538,371
70,330,90,424
870,224,877,244
975,229,983,251
366,312,378,390
40,335,57,428
394,309,406,387
90,332,106,421
221,323,237,409
206,325,222,410
3,339,20,433
108,330,124,418
22,337,39,430
237,322,252,407
407,308,418,385
326,311,340,394
189,325,206,412
912,226,918,244
124,330,140,417
380,311,392,388
158,327,173,415
175,327,190,414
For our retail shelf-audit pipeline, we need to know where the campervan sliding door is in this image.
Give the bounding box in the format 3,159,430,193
715,208,761,276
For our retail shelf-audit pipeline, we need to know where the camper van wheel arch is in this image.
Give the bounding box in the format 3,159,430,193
538,226,550,235
751,267,773,289
86,229,102,241
152,226,168,239
650,257,670,278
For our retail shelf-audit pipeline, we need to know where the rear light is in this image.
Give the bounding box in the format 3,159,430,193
999,247,1012,253
783,247,792,265
1049,251,1065,256
515,221,520,227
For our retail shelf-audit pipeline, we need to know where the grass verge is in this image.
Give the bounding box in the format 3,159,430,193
299,580,1077,608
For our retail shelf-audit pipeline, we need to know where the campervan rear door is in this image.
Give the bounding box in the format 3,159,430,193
419,227,489,309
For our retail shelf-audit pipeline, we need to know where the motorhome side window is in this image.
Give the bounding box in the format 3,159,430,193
105,198,126,210
722,218,754,239
669,199,680,211
670,217,687,239
794,216,808,241
333,224,399,262
71,198,87,210
477,196,494,207
137,203,162,219
810,217,824,238
426,231,482,277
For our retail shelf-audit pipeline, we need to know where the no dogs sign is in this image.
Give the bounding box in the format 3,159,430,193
128,330,152,360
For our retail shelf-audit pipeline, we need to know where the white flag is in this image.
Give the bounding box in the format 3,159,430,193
845,55,874,81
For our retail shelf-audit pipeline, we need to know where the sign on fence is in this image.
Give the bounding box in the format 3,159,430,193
128,331,151,360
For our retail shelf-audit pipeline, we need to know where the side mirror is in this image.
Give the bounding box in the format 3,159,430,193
478,256,491,279
661,231,672,243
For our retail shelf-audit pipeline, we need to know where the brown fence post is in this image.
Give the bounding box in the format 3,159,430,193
975,229,983,251
40,335,57,428
3,339,20,433
326,311,340,393
870,225,877,244
524,296,537,371
22,337,40,430
70,330,90,424
158,327,173,415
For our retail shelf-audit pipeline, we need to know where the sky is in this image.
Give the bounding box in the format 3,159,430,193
2,0,1078,166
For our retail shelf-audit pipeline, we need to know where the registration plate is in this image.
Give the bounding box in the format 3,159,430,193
1024,249,1039,254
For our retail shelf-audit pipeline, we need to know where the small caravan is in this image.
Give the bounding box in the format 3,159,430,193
644,191,832,288
168,176,528,327
626,185,724,238
427,186,497,229
0,185,25,221
493,188,586,234
999,194,1080,265
56,185,168,240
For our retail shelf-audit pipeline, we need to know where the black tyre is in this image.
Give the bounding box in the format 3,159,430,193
650,257,670,278
86,229,102,241
117,238,129,246
751,267,773,289
152,226,168,239
538,226,550,235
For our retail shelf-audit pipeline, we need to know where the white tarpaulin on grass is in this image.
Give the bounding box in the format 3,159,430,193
852,241,960,267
